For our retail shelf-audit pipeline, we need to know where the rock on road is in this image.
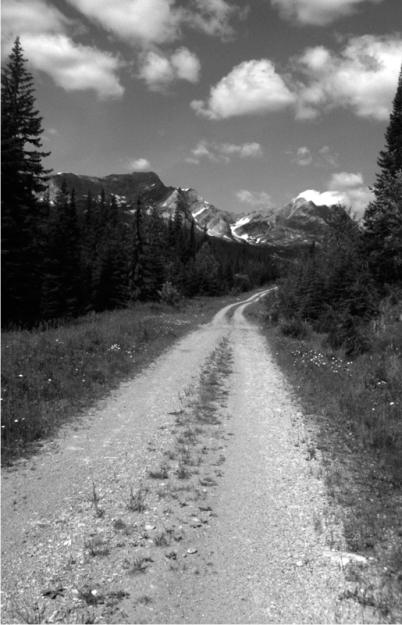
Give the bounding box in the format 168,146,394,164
1,291,363,624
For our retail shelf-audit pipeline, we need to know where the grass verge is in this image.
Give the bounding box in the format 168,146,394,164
1,295,238,465
245,296,402,622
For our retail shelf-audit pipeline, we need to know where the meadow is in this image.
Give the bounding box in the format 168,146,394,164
1,295,237,465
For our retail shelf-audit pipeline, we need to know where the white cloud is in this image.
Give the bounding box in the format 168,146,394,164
192,34,402,122
66,0,241,46
186,140,264,163
270,0,383,26
191,59,295,119
297,189,345,205
298,171,374,218
129,158,152,171
186,0,239,39
328,171,364,189
220,142,264,158
21,34,124,99
294,147,313,166
289,145,338,167
1,0,124,99
2,0,71,50
236,190,274,207
139,51,175,89
294,35,402,121
66,0,184,46
170,48,201,83
139,47,200,91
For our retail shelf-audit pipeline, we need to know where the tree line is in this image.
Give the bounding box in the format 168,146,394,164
1,38,276,328
275,65,402,356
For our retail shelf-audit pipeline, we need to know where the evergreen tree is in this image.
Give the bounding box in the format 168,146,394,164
41,184,81,318
194,242,221,295
1,37,51,326
129,198,153,300
363,67,402,286
373,65,402,196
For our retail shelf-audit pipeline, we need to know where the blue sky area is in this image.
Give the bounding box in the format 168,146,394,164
2,0,402,216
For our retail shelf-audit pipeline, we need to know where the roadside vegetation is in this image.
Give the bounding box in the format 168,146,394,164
245,69,402,621
4,337,233,624
1,295,238,465
247,291,402,621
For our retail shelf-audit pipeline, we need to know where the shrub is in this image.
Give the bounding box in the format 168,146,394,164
280,318,310,340
232,273,252,293
157,281,182,306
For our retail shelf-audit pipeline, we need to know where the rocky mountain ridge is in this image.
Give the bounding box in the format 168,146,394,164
47,171,337,254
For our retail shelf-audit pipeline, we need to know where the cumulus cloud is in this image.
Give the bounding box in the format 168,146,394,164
139,47,200,91
270,0,383,26
186,0,240,40
66,0,184,46
170,48,201,82
192,34,402,121
129,158,152,171
1,0,124,99
294,35,402,121
191,59,295,119
21,34,124,99
66,0,242,46
2,0,71,49
298,171,374,218
236,190,274,207
186,140,264,163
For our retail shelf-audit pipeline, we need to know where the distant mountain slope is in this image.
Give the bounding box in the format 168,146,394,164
47,171,338,254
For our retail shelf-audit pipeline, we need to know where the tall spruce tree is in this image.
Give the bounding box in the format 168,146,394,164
1,37,51,326
363,67,402,286
373,65,402,196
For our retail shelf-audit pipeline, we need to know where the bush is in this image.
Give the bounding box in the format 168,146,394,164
233,273,252,293
280,318,311,340
157,281,182,306
326,316,371,357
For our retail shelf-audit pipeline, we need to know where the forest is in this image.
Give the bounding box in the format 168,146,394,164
2,36,401,350
1,38,276,330
271,64,402,356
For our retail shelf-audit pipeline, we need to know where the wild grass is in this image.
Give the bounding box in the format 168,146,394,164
126,485,147,512
148,464,169,479
247,294,402,483
84,536,110,557
128,557,150,576
1,295,237,464
246,294,402,621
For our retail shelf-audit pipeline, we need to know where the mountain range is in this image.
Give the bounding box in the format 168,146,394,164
47,171,337,255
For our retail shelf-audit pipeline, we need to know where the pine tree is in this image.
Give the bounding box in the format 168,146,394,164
363,67,402,286
194,242,220,295
129,198,153,301
373,65,402,196
41,184,81,318
1,37,51,326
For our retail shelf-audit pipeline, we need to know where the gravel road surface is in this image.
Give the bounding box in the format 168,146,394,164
1,291,364,623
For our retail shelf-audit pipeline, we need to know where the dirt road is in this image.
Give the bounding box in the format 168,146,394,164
1,291,364,623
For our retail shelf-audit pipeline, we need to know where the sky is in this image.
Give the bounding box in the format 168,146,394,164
2,0,402,217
